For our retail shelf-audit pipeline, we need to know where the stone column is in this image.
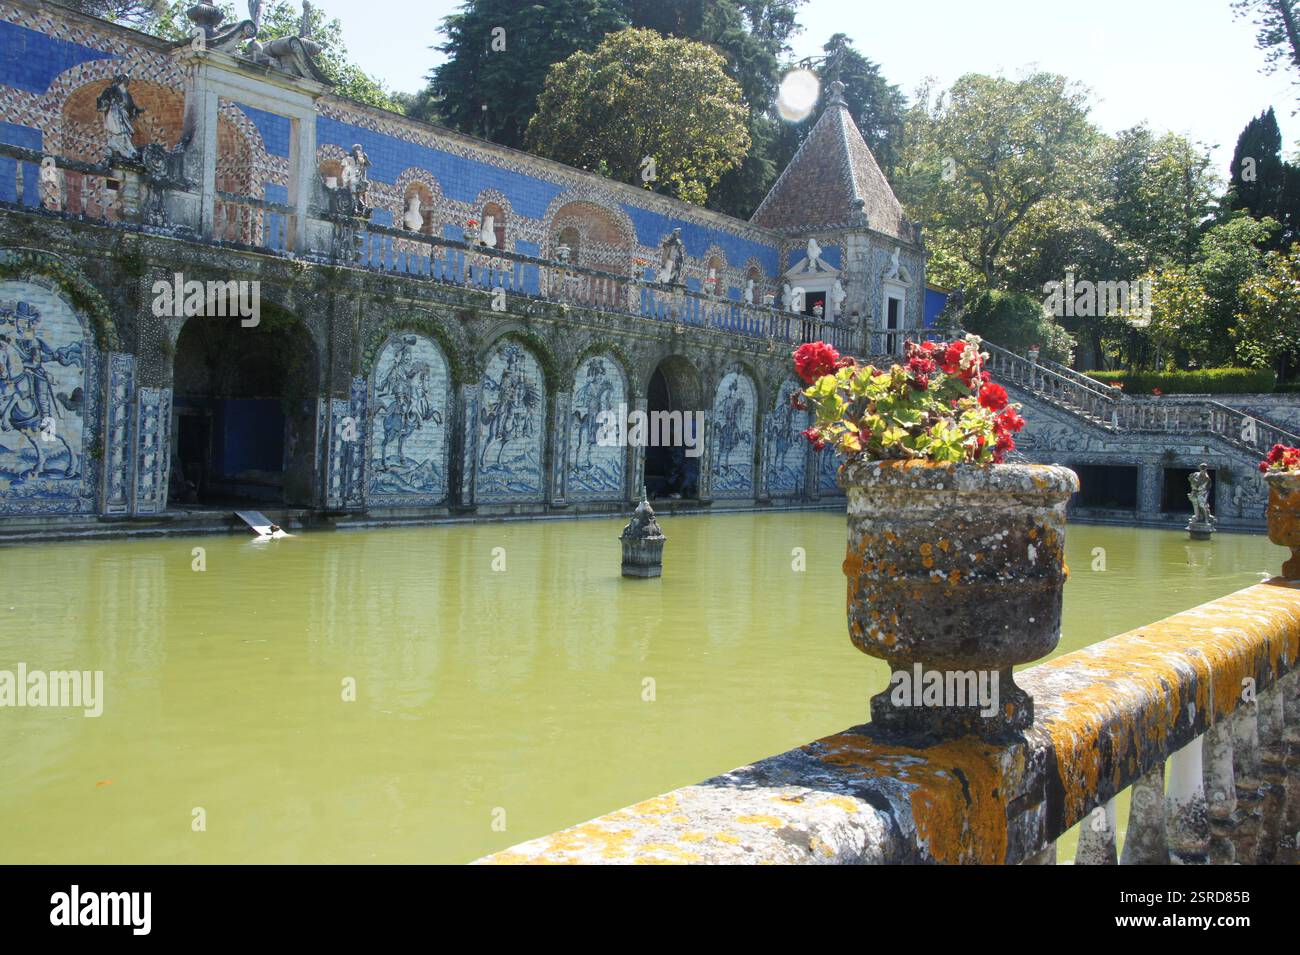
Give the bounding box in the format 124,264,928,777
755,412,771,503
1120,764,1170,864
696,410,713,503
456,382,479,508
1166,736,1209,864
130,387,172,516
628,396,647,504
550,390,571,507
1137,461,1163,522
101,353,136,517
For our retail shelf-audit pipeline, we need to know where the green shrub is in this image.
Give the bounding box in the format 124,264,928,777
1083,367,1277,394
961,289,1074,364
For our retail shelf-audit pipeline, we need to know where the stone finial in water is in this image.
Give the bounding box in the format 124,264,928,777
1187,462,1217,541
620,487,665,578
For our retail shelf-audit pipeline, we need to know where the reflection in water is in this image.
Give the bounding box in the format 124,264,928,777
0,516,1286,863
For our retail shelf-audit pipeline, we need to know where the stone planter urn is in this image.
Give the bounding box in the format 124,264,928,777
840,459,1079,742
1265,471,1300,579
620,490,665,578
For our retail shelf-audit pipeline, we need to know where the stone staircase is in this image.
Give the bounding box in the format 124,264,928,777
980,339,1300,461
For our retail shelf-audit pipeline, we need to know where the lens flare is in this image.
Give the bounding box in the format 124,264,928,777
777,69,820,122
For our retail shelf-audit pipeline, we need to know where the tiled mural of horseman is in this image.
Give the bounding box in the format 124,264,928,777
711,372,756,496
477,343,545,501
369,334,450,504
766,379,807,496
568,355,625,500
0,288,85,492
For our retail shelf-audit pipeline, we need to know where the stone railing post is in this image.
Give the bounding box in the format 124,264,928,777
1120,765,1170,864
1166,736,1209,864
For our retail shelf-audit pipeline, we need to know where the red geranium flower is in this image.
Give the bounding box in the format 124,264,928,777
793,342,842,384
979,381,1009,412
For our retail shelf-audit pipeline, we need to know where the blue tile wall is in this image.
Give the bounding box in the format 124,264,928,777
316,117,780,277
621,205,780,275
0,20,116,94
317,116,565,218
234,103,291,158
0,121,41,150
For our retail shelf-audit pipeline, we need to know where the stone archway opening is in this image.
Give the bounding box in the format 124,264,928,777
645,355,702,500
171,309,320,507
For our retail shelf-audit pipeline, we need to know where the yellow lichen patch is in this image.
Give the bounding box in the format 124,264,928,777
715,832,741,844
817,795,861,813
938,539,951,552
736,814,784,828
1034,580,1300,826
628,794,680,816
678,832,707,843
948,569,962,585
920,542,933,557
813,733,1010,864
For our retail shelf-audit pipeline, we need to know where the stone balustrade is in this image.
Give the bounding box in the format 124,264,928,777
0,139,858,355
981,339,1300,458
476,576,1300,864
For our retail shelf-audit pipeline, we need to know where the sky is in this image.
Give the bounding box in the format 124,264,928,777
299,0,1296,178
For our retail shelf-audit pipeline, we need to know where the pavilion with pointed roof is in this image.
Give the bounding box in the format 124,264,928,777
753,80,927,355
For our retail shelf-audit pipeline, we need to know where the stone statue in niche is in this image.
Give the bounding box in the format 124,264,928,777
781,282,793,311
1188,463,1217,527
743,278,755,305
830,278,847,320
479,214,497,248
885,245,903,281
657,228,686,285
805,238,826,272
327,144,372,219
96,75,144,162
402,193,424,232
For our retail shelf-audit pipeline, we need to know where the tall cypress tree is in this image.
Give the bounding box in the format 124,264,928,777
1228,108,1285,219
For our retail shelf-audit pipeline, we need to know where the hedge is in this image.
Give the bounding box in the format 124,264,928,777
1083,367,1277,395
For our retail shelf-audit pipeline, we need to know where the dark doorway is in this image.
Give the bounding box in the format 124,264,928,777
1073,464,1138,510
171,312,319,507
1161,466,1212,515
644,356,701,500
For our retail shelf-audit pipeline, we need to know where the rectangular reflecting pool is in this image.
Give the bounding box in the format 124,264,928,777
0,513,1288,863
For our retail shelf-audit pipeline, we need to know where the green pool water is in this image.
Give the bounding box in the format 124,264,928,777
0,513,1286,863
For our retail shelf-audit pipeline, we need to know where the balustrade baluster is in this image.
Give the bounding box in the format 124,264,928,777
1204,718,1237,863
1120,765,1170,863
1256,686,1287,863
1230,702,1264,862
1076,796,1119,864
1279,670,1300,865
1166,736,1210,864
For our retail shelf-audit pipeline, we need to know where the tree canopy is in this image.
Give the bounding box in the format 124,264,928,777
525,28,750,205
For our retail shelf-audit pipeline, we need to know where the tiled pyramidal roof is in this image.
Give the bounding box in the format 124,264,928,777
751,80,912,243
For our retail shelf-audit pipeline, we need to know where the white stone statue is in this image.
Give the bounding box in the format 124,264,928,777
657,228,686,285
402,193,424,232
781,282,793,311
479,214,497,248
885,245,902,280
743,278,755,305
805,238,825,271
96,74,143,161
830,279,847,319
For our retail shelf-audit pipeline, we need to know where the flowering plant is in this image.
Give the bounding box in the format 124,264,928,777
1260,444,1300,473
466,218,479,227
792,336,1025,464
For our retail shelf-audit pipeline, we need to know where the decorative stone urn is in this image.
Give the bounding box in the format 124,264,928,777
620,489,666,578
1265,471,1300,579
840,459,1079,742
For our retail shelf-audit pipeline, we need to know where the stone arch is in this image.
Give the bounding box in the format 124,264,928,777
367,331,452,506
316,143,350,189
643,352,704,498
766,378,808,496
474,338,548,503
710,366,758,498
41,57,187,158
363,309,467,386
170,302,321,506
541,192,635,273
566,351,628,501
